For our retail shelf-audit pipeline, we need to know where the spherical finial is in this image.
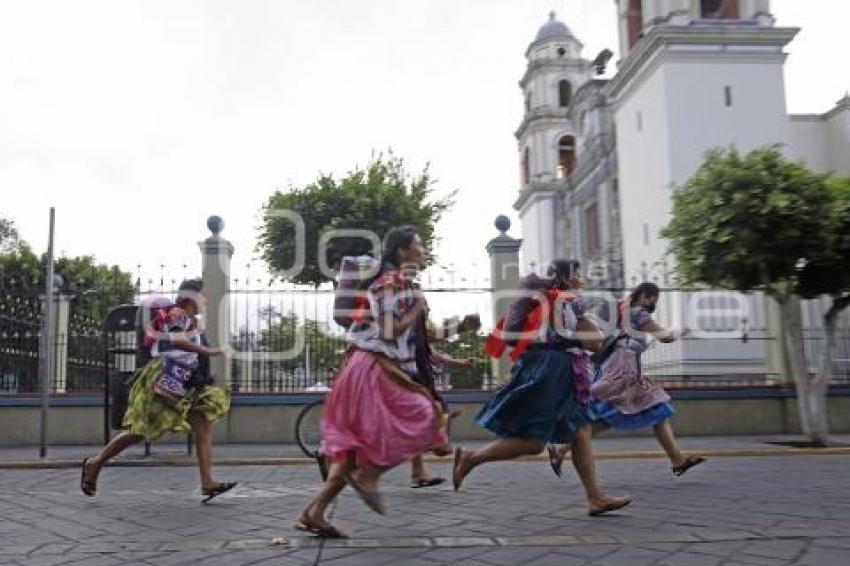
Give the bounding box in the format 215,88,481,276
207,215,224,236
494,215,511,234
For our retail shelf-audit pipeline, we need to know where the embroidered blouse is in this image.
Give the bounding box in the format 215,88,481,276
346,270,423,376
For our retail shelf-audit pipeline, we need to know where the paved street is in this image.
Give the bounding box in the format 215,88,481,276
1,449,849,565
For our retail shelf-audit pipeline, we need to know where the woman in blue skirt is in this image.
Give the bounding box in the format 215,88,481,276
587,282,705,476
453,260,630,516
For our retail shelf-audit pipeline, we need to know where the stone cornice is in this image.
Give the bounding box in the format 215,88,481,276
824,95,850,120
486,234,522,255
606,25,799,102
199,236,235,258
519,58,592,89
513,181,562,212
515,108,573,140
524,35,584,60
790,96,850,122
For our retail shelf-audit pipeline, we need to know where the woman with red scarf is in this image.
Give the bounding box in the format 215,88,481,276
453,260,631,516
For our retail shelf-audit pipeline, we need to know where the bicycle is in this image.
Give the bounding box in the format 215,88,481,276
294,395,326,459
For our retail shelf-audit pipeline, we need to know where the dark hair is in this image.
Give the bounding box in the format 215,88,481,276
178,278,203,293
176,278,204,310
547,259,580,279
380,225,420,270
377,225,436,394
547,259,580,289
629,282,660,306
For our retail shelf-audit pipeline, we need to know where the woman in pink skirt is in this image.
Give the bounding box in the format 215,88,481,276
296,226,450,538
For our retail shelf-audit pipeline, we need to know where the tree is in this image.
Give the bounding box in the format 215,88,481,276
245,310,347,387
257,152,455,286
0,217,21,253
434,320,488,390
661,146,834,444
0,245,135,325
796,175,850,432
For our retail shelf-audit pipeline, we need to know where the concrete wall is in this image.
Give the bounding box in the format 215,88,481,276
519,193,556,270
824,105,850,175
2,390,849,446
613,60,671,284
788,116,829,172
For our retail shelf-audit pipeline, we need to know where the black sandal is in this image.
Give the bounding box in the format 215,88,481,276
547,445,565,478
672,456,706,477
295,514,347,538
588,496,632,516
315,452,329,482
410,477,446,489
201,481,237,503
80,458,97,497
452,447,467,492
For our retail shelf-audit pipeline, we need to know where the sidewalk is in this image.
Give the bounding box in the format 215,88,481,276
2,435,849,469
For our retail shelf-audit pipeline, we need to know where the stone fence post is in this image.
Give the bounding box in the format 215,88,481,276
485,215,522,383
39,292,70,393
199,216,233,390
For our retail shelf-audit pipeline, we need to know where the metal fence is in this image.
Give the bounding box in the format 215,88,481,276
2,276,850,396
0,292,40,393
226,278,496,393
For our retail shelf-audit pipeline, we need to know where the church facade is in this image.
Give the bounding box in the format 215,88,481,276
516,0,850,287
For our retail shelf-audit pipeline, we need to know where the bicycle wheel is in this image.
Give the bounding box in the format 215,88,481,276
295,399,324,458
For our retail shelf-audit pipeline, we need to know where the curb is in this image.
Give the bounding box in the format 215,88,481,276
2,446,849,470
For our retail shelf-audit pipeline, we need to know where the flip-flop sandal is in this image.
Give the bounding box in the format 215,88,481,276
547,446,564,478
201,481,238,504
672,456,706,477
80,458,97,497
588,496,632,516
410,477,446,489
345,473,385,515
452,447,466,492
295,515,347,538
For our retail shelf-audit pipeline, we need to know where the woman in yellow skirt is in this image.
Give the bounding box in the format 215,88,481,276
80,279,235,503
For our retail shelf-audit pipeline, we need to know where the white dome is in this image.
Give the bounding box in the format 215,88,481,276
535,11,573,42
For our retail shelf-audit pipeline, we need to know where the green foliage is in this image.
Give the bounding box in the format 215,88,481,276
435,322,488,390
0,245,135,324
251,309,347,374
257,152,455,286
797,175,850,299
661,146,833,294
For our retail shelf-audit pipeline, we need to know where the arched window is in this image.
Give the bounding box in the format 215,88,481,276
522,147,531,185
556,135,576,179
525,92,532,113
627,0,643,50
558,80,572,108
701,0,739,19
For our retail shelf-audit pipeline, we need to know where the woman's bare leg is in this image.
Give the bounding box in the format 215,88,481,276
653,418,686,466
303,458,356,525
410,454,428,481
570,425,630,511
454,437,544,487
354,463,385,491
84,431,143,484
187,411,217,489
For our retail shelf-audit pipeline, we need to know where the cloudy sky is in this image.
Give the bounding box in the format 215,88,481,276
1,0,848,285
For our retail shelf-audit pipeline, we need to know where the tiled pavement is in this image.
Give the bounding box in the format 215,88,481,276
1,450,849,565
